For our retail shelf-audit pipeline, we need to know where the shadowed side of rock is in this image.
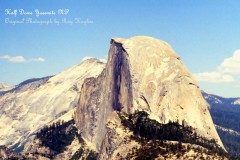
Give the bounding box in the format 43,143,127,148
74,36,225,157
75,40,134,151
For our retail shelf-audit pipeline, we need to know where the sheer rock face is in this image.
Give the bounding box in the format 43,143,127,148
75,36,224,156
0,59,105,149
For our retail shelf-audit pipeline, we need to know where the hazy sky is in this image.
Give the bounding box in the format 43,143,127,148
0,0,240,97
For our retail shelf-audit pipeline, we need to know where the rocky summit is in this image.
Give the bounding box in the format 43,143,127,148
74,36,225,159
0,36,227,159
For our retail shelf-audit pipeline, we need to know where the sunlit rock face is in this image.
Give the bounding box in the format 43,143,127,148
75,36,224,158
0,58,105,149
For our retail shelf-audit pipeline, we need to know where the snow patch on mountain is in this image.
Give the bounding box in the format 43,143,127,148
232,99,240,105
215,125,240,136
203,91,240,106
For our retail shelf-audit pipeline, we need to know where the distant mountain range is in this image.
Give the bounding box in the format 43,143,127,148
203,91,240,158
202,91,240,106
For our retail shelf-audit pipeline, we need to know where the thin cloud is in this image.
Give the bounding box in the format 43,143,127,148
194,72,235,83
81,56,107,63
81,56,94,62
99,58,107,63
194,49,240,83
29,57,45,62
0,55,45,63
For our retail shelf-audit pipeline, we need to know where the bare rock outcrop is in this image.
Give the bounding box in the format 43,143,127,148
75,36,224,158
0,58,105,149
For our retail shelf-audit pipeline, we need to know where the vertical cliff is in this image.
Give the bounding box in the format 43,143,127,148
74,36,225,157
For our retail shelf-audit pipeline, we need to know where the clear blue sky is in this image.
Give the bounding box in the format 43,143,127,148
0,0,240,97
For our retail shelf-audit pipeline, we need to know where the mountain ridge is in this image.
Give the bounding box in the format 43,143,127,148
202,91,240,106
204,91,240,157
0,36,229,159
0,58,105,151
74,36,225,159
